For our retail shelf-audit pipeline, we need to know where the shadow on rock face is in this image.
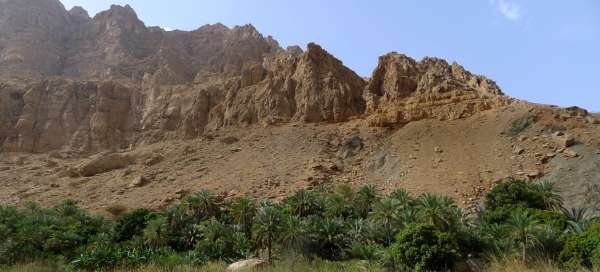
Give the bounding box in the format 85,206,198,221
336,136,364,159
545,144,600,214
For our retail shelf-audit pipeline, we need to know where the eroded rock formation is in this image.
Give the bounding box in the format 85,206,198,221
365,53,512,126
0,0,511,153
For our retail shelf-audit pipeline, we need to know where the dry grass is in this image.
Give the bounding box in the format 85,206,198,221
485,256,595,272
0,258,380,272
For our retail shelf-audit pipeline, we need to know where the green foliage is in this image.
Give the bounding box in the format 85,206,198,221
388,224,459,271
485,178,546,212
113,208,155,242
253,203,282,261
0,200,108,264
559,222,600,269
195,219,252,262
1,184,598,271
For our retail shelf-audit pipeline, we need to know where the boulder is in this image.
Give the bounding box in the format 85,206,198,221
129,176,149,188
226,259,267,272
563,149,579,158
552,131,575,148
75,153,133,177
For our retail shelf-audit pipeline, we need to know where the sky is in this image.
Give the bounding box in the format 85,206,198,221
59,0,600,112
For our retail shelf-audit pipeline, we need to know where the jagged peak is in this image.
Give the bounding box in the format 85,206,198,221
193,23,230,33
68,6,90,21
305,42,331,60
94,4,140,22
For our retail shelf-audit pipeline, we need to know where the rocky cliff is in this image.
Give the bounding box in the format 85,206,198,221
1,0,600,214
0,0,510,153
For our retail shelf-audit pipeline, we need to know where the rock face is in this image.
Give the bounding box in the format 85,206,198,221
365,53,511,126
0,0,510,153
1,79,140,153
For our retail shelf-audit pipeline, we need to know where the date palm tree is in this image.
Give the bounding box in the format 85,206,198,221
279,214,308,254
229,197,256,237
389,188,414,210
534,181,563,210
356,185,379,218
416,193,455,230
253,204,282,262
309,217,349,259
507,210,541,263
369,198,400,245
184,189,219,221
283,189,320,217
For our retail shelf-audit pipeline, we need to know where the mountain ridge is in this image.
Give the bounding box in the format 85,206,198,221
1,0,599,215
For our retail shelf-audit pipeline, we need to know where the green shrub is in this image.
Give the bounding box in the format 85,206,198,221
559,222,600,269
533,209,568,233
113,208,155,242
485,179,546,212
388,224,459,271
70,244,123,271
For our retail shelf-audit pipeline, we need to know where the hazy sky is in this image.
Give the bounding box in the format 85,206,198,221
59,0,600,111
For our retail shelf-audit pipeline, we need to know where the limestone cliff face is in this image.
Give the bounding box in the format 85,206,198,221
0,0,511,153
139,43,366,141
365,53,511,126
0,0,71,78
1,80,141,153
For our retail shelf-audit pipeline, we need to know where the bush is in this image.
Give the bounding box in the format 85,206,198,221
559,222,600,269
70,244,123,271
387,224,459,271
485,179,546,212
113,208,156,242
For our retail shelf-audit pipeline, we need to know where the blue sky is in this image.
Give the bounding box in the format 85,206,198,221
59,0,600,111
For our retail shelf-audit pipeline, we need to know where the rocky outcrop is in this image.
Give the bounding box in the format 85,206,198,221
73,152,134,177
216,43,366,126
365,53,512,126
1,79,140,153
0,0,280,81
0,0,513,153
0,0,71,78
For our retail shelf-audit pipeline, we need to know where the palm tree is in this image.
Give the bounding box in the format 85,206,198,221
416,193,455,230
253,204,282,262
229,197,256,237
561,207,592,234
355,185,379,218
479,223,511,255
561,207,590,223
279,214,308,254
184,189,219,221
284,189,319,217
347,218,371,244
389,188,414,210
323,193,349,218
310,217,349,259
507,211,541,262
369,198,400,245
534,181,563,210
447,207,470,233
143,217,168,249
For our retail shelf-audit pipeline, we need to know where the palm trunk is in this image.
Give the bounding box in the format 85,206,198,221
268,237,272,263
522,238,527,263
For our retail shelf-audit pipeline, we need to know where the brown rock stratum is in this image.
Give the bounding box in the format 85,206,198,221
1,0,599,215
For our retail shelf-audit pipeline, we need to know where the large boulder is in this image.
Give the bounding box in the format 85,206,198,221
75,152,134,177
226,259,267,272
552,131,576,149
